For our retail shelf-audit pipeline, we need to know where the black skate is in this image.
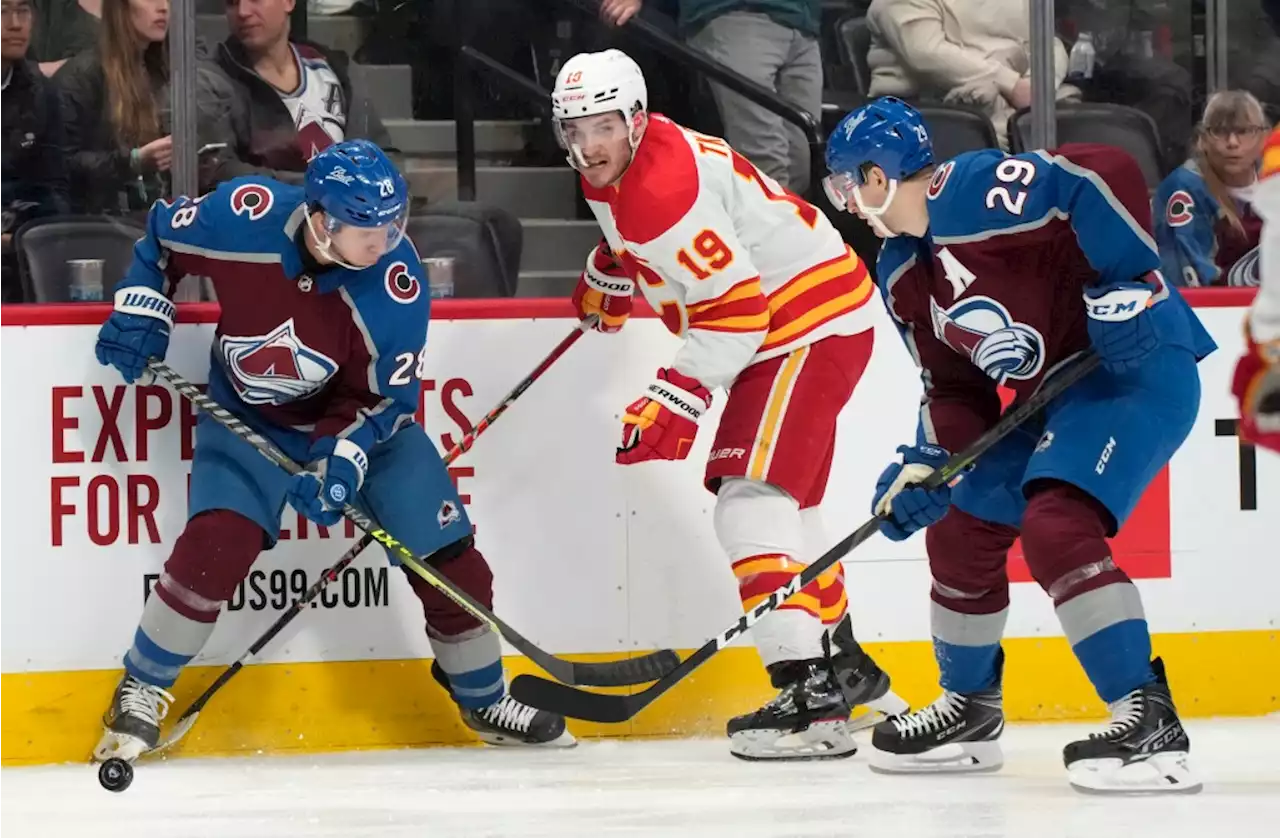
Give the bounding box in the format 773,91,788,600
826,615,910,731
432,662,576,748
869,651,1005,774
727,659,857,761
1063,658,1199,794
93,674,175,763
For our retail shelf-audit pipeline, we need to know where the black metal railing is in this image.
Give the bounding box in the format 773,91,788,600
448,0,827,203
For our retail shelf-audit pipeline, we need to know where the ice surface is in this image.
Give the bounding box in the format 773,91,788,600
3,719,1277,837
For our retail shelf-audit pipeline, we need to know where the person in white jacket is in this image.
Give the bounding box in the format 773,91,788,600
865,0,1077,147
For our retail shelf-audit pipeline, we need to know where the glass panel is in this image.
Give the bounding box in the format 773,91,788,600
1053,1,1198,168
1225,0,1280,124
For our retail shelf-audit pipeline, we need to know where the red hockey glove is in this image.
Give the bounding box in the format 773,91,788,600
1232,331,1280,453
617,368,712,465
572,241,634,333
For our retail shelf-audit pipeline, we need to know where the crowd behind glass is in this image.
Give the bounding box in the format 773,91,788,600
2,0,1277,303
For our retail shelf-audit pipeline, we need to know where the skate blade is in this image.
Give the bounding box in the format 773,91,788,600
472,728,578,749
848,690,911,733
730,719,857,761
868,740,1004,774
1068,751,1202,795
92,731,150,764
153,713,199,753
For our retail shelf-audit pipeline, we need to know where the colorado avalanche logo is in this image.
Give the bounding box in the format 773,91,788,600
385,261,420,304
929,295,1045,384
1165,190,1194,227
230,184,274,221
219,319,339,405
1226,245,1261,287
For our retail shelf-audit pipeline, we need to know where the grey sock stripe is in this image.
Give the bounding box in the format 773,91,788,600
451,675,506,700
1055,582,1146,646
140,587,220,657
428,626,502,676
931,601,1009,647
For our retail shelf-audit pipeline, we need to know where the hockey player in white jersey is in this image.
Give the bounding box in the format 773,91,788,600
551,49,907,760
1233,124,1280,453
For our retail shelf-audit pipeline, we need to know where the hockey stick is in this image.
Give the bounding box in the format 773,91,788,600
509,352,1104,723
151,358,678,690
149,318,665,750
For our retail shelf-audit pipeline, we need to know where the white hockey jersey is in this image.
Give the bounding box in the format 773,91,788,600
1252,125,1280,346
581,115,877,390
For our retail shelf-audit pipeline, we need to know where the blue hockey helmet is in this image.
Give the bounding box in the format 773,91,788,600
823,97,933,235
304,139,409,269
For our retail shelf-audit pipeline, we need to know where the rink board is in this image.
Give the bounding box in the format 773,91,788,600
1,293,1277,765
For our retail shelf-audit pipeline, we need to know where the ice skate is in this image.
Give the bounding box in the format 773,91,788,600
1063,658,1200,795
869,653,1005,774
92,674,175,763
825,615,910,731
433,662,576,748
727,659,857,761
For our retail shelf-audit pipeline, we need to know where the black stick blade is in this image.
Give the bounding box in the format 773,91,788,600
510,674,638,724
571,649,681,687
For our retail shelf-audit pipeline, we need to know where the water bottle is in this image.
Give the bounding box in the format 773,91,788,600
67,259,105,302
1068,32,1096,83
424,256,455,299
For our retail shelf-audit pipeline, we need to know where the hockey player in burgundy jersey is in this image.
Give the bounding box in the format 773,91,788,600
92,140,573,762
824,98,1217,794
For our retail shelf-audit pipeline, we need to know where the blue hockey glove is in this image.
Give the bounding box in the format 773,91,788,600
287,438,369,527
1083,277,1160,374
871,444,952,541
95,287,176,383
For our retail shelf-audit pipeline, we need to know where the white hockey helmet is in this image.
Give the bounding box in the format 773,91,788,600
551,49,648,171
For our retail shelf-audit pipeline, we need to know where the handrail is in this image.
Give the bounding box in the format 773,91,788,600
554,0,826,193
453,45,554,201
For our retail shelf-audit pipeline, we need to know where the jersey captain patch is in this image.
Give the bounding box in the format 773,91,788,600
929,295,1046,385
219,318,339,406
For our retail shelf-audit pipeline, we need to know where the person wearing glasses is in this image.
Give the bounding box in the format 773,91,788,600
1154,90,1272,288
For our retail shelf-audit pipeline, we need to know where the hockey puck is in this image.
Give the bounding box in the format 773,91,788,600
98,757,134,793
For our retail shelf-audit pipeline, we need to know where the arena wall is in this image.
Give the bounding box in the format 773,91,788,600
2,292,1275,766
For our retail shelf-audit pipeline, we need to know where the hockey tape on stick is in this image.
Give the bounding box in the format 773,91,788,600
509,352,1104,723
145,321,672,747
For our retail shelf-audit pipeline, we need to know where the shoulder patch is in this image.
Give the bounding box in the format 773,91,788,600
1165,189,1195,227
384,260,421,304
926,160,956,201
230,183,274,221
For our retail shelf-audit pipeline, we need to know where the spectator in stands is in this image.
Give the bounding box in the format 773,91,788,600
3,0,68,300
602,0,823,194
1056,0,1194,168
1155,90,1271,289
213,0,396,186
865,0,1078,149
59,0,237,215
28,0,100,76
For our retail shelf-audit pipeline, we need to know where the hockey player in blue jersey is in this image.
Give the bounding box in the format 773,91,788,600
93,140,574,762
824,98,1216,794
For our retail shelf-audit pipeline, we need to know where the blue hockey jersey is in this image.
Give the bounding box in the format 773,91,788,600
119,175,429,454
876,144,1216,452
1153,158,1263,288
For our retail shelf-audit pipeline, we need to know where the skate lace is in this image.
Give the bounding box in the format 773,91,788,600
1092,691,1144,740
478,695,538,733
121,679,175,726
889,692,966,739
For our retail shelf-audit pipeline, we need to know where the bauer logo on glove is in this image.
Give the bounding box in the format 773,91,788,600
617,367,712,464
